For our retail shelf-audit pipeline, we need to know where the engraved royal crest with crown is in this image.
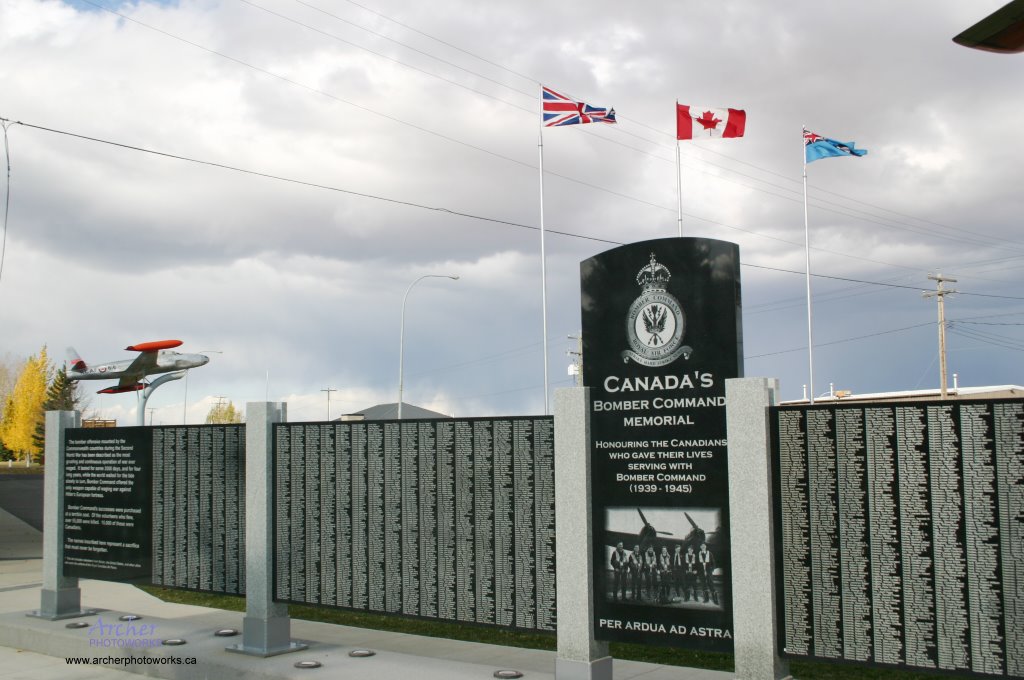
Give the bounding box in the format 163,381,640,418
622,253,693,366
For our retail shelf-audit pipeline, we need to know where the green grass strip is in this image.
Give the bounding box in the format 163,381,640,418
138,586,950,679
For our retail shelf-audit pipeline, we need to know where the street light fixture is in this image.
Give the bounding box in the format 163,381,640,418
398,274,459,419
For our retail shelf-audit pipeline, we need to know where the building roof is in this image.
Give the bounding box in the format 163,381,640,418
337,402,452,421
781,385,1024,405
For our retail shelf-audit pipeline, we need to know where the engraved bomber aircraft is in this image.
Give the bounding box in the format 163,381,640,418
605,508,722,557
67,340,210,394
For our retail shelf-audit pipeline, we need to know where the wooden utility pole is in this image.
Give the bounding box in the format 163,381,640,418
924,274,957,398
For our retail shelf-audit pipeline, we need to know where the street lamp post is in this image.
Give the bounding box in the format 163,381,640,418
321,387,337,421
398,274,459,419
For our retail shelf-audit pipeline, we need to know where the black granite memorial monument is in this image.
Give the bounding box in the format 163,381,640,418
581,237,742,652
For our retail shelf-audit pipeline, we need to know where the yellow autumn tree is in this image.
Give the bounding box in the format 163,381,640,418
205,399,243,424
0,347,52,465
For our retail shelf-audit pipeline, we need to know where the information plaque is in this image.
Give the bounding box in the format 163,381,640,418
151,425,246,595
581,237,742,652
61,424,246,595
272,417,557,632
771,400,1024,679
62,428,152,580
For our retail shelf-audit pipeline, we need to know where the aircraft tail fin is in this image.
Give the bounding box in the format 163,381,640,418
67,347,87,373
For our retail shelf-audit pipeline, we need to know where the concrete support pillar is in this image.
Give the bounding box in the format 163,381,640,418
227,402,307,656
725,378,791,680
554,388,612,680
30,410,92,620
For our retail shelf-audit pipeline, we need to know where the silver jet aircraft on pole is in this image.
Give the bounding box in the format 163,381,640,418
67,340,210,394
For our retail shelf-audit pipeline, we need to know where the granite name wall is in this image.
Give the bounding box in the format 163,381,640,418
772,399,1024,679
272,418,557,632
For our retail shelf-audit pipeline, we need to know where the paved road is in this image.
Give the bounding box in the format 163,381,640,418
0,474,44,531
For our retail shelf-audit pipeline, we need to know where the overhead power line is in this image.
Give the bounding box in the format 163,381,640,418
236,0,534,111
72,0,1024,260
0,118,615,245
744,322,936,360
953,320,1024,326
948,326,1024,353
303,0,1024,254
7,115,1024,305
331,0,538,86
272,0,1024,255
742,261,1024,300
0,116,905,270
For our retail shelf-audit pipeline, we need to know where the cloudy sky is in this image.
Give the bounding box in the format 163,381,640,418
1,0,1022,424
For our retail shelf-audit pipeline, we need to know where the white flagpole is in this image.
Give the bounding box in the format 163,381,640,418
538,87,550,414
802,126,815,404
676,101,683,238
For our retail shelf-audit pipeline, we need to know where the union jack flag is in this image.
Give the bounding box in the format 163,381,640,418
802,129,824,145
542,86,616,127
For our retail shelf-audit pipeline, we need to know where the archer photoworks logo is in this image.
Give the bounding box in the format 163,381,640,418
88,616,161,648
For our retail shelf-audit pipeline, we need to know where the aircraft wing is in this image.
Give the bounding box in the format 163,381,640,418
605,529,643,550
122,350,160,381
604,528,705,554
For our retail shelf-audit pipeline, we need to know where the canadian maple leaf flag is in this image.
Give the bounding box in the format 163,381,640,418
677,104,746,140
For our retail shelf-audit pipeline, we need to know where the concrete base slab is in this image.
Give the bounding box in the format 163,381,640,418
0,605,546,680
25,608,97,621
1,526,738,680
556,655,613,680
0,599,741,680
225,640,309,657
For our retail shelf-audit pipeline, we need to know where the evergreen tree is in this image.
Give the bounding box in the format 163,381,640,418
32,365,82,457
46,365,78,411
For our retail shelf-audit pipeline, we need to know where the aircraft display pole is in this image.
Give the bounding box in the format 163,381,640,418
136,371,185,426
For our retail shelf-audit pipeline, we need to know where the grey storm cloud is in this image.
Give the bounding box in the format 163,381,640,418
0,0,1021,423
